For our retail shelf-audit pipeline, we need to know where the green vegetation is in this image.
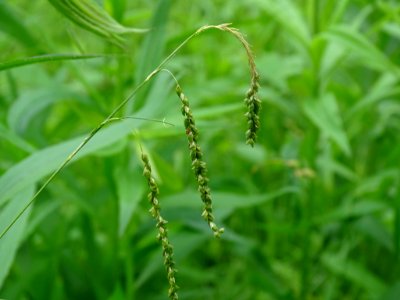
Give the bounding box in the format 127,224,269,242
1,0,400,299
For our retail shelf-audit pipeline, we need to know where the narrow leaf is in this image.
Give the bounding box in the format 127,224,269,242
0,53,105,72
114,164,145,236
0,2,38,49
254,0,311,48
48,0,147,47
304,94,351,156
322,253,386,295
0,121,143,207
0,186,34,289
322,25,400,77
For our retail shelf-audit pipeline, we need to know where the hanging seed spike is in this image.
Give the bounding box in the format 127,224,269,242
140,151,179,299
210,24,261,146
175,85,224,238
244,85,261,147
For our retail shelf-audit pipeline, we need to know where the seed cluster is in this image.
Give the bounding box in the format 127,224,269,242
141,152,179,300
202,24,261,146
245,73,261,147
176,85,224,238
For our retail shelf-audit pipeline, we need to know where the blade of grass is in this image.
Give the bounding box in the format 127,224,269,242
0,121,135,207
48,0,147,47
322,253,386,296
0,2,39,49
0,53,107,72
114,164,145,236
0,123,36,153
7,88,87,133
129,0,171,113
253,0,311,49
322,25,400,78
303,94,351,156
0,185,34,289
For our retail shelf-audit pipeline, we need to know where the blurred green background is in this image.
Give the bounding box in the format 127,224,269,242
1,0,400,299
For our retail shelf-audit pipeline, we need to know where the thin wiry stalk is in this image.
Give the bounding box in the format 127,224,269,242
1,23,259,240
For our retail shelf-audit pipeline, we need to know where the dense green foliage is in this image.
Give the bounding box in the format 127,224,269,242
1,0,400,299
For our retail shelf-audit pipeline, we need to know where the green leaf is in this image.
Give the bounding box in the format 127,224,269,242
114,163,145,236
0,121,144,207
318,41,347,80
134,0,170,83
0,54,105,72
48,0,147,47
135,231,208,288
353,216,393,252
106,0,126,22
130,0,171,112
0,2,38,49
315,200,388,224
162,187,299,220
7,88,86,134
329,0,350,25
353,169,399,197
383,23,400,41
151,152,184,192
24,200,60,239
347,74,400,117
0,186,34,289
258,53,304,92
322,25,400,77
254,0,311,48
322,253,386,296
304,94,351,156
317,157,358,181
381,282,400,300
0,123,36,153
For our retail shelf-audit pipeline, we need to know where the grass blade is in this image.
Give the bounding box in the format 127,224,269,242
303,94,351,156
130,0,171,112
254,0,311,48
0,186,34,289
48,0,147,47
322,25,400,77
0,53,105,72
0,2,38,49
322,253,386,296
0,122,137,207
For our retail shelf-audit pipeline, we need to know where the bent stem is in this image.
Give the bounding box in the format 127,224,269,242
1,23,259,240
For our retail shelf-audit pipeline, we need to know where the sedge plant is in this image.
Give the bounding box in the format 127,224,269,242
1,23,261,299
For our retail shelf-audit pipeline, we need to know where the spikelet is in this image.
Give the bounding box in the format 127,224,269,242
176,85,224,238
141,152,179,300
244,72,261,146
